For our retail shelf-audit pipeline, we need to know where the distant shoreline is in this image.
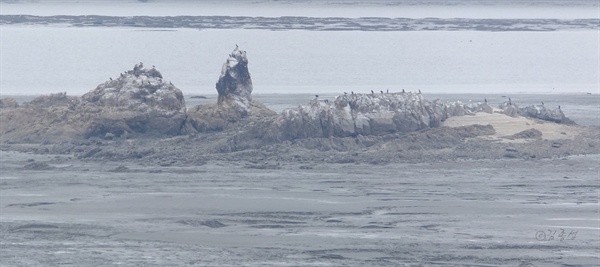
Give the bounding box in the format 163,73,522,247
1,15,598,32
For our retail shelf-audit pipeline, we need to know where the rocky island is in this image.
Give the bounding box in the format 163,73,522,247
0,47,597,165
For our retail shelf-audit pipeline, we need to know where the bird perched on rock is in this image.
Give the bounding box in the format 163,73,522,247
109,77,112,81
344,92,347,95
418,89,422,94
351,91,354,95
402,89,405,93
371,90,374,94
315,94,319,99
380,90,383,94
484,98,487,103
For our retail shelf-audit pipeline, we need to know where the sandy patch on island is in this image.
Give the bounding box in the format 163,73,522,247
442,110,580,142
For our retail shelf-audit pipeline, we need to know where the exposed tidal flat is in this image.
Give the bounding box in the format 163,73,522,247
1,150,599,266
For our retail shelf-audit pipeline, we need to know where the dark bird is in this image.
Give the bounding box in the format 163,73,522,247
402,89,405,93
351,91,354,94
371,90,374,94
386,89,389,94
324,99,329,103
380,90,384,94
170,81,173,85
152,65,156,68
236,44,238,48
418,89,422,94
344,92,347,95
484,98,487,103
541,101,544,105
558,105,561,110
109,77,112,81
315,94,319,98
508,97,512,104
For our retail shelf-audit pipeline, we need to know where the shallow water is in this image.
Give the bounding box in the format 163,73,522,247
1,27,598,96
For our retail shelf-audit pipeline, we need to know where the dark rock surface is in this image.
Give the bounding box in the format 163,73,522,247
187,46,276,132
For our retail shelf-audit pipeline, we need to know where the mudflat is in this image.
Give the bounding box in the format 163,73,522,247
1,150,598,266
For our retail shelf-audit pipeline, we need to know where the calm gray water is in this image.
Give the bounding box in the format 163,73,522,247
1,28,598,96
1,1,599,96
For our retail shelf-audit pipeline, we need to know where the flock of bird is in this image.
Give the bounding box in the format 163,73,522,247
313,90,559,110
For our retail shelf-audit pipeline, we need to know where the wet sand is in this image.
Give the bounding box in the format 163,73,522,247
1,151,598,266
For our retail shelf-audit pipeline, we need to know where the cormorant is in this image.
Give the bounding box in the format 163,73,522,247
558,105,561,110
152,65,156,68
541,101,544,105
380,90,383,94
402,89,405,93
324,99,329,103
508,97,512,105
386,89,389,94
418,89,422,94
484,98,487,103
315,94,319,98
236,44,238,48
351,91,354,94
109,77,112,81
344,92,347,95
371,90,374,94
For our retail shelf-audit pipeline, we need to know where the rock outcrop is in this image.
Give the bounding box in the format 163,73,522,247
0,97,19,108
187,46,276,132
78,63,187,138
499,101,575,124
260,92,491,141
0,64,187,143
